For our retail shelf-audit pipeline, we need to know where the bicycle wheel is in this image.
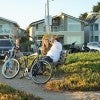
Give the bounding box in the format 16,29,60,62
2,58,20,79
31,60,52,84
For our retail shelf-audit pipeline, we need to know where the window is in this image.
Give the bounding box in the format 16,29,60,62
67,18,81,31
95,36,99,42
68,24,81,31
36,24,38,29
60,24,64,31
0,25,2,32
43,26,46,32
90,25,93,31
53,26,58,32
94,24,98,31
91,36,93,42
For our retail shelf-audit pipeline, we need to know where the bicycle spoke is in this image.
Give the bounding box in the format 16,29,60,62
2,59,20,79
31,60,52,84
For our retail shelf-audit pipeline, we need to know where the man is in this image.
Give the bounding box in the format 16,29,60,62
32,35,62,77
42,35,62,63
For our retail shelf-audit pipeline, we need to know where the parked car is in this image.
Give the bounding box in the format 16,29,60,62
87,42,100,51
0,39,13,59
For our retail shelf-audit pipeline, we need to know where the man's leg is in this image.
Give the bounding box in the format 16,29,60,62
42,56,53,63
39,56,53,72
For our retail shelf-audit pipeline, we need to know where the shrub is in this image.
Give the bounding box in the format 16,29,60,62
65,52,100,64
45,52,100,91
0,83,42,100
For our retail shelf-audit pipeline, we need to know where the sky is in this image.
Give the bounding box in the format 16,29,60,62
0,0,100,29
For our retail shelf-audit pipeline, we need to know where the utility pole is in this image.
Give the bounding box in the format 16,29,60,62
45,0,50,34
45,0,53,34
47,0,50,34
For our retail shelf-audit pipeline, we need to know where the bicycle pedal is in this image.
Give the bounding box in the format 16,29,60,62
19,74,24,79
25,68,28,73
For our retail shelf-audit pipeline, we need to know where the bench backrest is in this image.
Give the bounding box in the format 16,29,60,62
58,51,66,64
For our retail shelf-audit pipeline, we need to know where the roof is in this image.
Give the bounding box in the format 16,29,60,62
85,12,100,23
0,17,19,27
29,19,44,26
27,12,87,29
53,12,86,23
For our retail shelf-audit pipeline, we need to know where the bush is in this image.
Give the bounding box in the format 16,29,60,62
0,83,42,100
44,52,100,91
65,52,100,64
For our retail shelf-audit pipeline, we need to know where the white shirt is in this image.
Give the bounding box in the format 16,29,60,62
46,40,62,62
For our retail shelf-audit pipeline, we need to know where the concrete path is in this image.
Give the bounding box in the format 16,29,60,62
0,66,100,100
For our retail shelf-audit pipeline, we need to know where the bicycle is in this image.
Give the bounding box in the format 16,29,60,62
2,36,53,84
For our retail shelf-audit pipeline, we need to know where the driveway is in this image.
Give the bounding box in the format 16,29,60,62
0,65,100,100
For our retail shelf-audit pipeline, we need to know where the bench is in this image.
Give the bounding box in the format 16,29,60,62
52,50,67,67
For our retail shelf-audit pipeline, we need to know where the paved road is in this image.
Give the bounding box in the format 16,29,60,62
0,66,100,100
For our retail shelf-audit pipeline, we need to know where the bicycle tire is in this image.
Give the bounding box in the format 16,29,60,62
31,59,52,84
2,58,20,79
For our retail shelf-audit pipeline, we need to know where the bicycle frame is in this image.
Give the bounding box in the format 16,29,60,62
21,53,38,69
22,35,41,67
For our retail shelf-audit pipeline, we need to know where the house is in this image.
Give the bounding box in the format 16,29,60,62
27,12,86,47
84,12,100,42
0,17,24,40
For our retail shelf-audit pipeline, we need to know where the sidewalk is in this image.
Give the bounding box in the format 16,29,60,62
0,67,100,100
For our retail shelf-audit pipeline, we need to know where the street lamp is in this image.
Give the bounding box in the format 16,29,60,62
45,0,53,34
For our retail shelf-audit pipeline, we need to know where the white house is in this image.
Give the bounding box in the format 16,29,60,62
84,12,100,42
27,12,86,47
0,17,20,39
0,17,25,40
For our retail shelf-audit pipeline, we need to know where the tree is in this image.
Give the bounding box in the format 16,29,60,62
93,2,100,12
79,2,100,20
79,12,88,21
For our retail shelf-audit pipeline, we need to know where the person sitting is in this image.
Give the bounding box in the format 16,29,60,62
42,35,62,63
32,35,62,77
41,38,51,55
41,34,52,55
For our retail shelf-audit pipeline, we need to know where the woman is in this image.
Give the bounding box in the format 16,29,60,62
41,35,52,55
41,38,51,55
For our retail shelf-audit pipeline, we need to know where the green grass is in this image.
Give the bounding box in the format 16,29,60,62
44,52,100,91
